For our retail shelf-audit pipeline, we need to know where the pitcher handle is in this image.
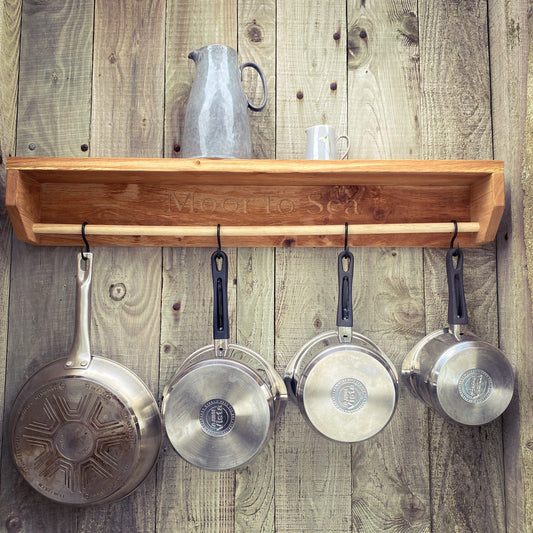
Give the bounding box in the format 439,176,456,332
336,135,350,159
240,62,268,111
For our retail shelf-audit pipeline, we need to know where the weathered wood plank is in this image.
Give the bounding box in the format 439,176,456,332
234,248,275,533
15,0,93,158
159,1,237,531
0,0,92,530
276,1,347,160
238,0,275,159
419,1,506,531
0,0,21,485
275,2,351,532
235,1,276,531
490,0,532,530
1,244,80,532
77,0,165,531
275,248,352,533
157,247,237,532
346,2,429,531
90,0,165,159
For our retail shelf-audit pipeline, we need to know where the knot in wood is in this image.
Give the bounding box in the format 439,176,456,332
109,282,126,301
246,21,263,43
5,515,22,533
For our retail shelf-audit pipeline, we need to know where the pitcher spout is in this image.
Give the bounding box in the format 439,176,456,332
188,49,199,62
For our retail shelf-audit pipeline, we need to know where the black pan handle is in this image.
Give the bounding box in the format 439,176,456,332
212,250,229,340
446,246,468,325
337,250,354,329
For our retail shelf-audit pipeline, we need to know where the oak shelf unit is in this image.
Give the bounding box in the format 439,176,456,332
5,157,504,248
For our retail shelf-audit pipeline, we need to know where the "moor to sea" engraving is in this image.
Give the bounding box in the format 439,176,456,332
168,191,359,216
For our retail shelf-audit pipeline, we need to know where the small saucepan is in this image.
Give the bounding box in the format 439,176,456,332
10,253,162,505
284,249,398,442
161,249,286,471
401,246,514,425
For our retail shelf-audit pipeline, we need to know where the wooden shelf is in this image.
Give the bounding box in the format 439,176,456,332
5,157,504,248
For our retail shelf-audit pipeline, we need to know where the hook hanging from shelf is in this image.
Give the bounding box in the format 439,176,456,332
344,222,348,252
450,220,460,255
81,222,90,260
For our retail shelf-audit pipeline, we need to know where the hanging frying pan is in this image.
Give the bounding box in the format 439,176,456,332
401,246,514,425
10,253,162,505
161,249,286,471
284,249,398,442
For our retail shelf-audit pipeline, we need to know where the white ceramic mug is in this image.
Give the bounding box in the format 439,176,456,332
305,125,350,160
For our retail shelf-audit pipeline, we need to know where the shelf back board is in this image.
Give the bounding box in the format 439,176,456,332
5,157,504,248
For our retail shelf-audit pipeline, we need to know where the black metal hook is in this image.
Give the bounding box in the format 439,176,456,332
217,224,222,253
81,222,90,260
450,220,459,251
344,222,349,252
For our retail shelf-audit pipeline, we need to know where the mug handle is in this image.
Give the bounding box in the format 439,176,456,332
240,62,268,111
336,135,350,159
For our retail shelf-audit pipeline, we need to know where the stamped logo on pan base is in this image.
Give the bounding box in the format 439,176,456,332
458,368,493,404
331,378,368,413
199,399,236,437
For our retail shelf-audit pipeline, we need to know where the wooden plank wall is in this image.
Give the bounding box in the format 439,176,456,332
489,1,533,531
0,0,20,499
0,1,530,532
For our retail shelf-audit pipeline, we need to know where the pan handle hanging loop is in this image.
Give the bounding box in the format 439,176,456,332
337,223,354,344
212,224,229,358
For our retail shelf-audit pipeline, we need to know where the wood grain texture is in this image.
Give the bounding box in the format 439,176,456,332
0,0,91,530
6,156,505,180
419,1,506,531
235,0,276,530
276,0,348,159
275,248,352,533
0,243,79,532
490,0,532,530
160,2,237,531
0,0,20,472
156,247,237,532
91,0,165,158
346,1,429,531
16,0,93,158
275,2,351,531
4,157,504,247
419,1,493,160
234,248,275,533
77,0,165,531
238,0,275,159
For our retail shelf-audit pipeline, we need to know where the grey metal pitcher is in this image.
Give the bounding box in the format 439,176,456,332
181,44,267,159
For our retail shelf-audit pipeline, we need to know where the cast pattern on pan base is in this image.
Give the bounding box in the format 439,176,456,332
12,378,137,503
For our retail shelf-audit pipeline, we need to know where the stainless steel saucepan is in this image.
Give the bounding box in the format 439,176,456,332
10,253,162,505
284,249,398,442
161,249,286,471
401,246,514,425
